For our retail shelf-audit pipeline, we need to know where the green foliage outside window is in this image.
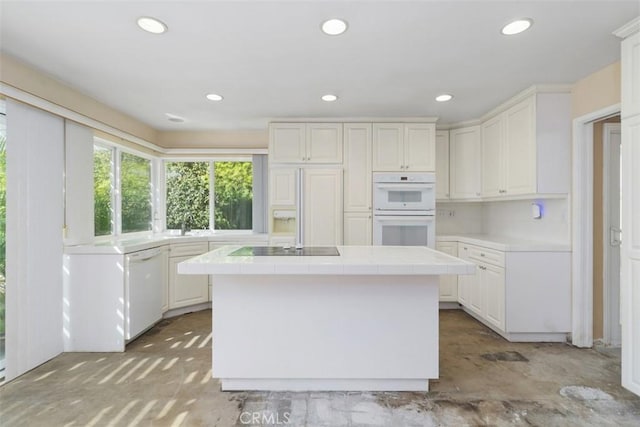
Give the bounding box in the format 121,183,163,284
121,152,152,233
0,123,6,339
165,161,252,230
93,146,112,236
214,161,252,230
165,162,210,230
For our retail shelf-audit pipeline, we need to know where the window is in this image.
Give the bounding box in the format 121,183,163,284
165,160,253,231
120,152,152,233
0,101,6,376
93,140,154,236
93,145,113,236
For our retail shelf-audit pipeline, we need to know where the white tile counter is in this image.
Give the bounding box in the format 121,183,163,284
437,234,570,252
64,231,269,254
178,245,476,276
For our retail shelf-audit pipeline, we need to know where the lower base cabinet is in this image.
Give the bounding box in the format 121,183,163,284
435,241,458,302
344,212,372,245
168,242,209,309
456,241,570,342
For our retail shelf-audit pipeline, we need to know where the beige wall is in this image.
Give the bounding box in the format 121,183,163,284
156,130,268,149
0,53,158,143
592,116,621,340
572,61,621,119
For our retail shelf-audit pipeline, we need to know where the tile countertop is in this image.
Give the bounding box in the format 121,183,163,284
177,245,476,276
437,234,571,252
64,232,269,255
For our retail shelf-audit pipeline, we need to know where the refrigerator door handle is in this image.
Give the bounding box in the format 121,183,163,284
296,168,304,249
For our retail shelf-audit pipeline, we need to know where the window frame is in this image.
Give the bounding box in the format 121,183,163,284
93,137,156,239
162,156,255,232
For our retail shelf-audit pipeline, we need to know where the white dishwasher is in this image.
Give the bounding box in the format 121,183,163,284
125,246,167,341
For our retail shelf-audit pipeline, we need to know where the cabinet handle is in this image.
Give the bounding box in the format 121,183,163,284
476,192,481,196
480,253,485,257
479,266,487,270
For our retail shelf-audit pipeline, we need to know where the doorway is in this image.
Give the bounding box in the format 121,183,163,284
593,119,622,347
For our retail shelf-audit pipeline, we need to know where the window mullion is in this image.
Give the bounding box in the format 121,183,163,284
209,161,215,231
114,148,121,236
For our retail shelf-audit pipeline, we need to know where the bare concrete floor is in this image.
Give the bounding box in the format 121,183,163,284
1,309,639,426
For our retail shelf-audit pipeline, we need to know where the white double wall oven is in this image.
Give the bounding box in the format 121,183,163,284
373,172,436,248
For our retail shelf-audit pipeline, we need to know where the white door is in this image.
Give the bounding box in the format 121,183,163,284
621,113,640,395
481,114,504,197
343,123,372,211
168,256,209,309
603,123,622,347
449,126,481,199
620,27,640,397
269,168,296,206
483,264,506,332
303,169,343,246
504,97,536,195
269,123,306,163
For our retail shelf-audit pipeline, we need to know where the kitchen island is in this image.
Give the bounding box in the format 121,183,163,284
178,245,474,391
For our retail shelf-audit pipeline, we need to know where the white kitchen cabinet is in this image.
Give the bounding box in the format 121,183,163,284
457,243,471,306
480,92,571,198
303,168,343,246
481,115,503,197
344,212,372,245
269,167,296,206
436,241,458,301
168,242,209,309
435,130,450,200
343,123,372,212
372,123,435,171
269,123,343,164
449,126,481,199
456,240,570,342
482,263,506,331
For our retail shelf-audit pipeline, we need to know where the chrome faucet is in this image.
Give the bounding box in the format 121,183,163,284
180,214,193,236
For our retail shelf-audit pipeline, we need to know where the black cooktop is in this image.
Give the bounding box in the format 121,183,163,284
229,246,340,256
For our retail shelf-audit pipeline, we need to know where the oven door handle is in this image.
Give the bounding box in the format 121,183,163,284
374,215,435,222
375,183,434,190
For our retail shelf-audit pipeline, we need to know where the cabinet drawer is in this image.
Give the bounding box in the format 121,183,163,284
169,242,209,257
467,245,505,267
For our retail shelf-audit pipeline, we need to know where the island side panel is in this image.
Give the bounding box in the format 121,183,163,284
212,274,438,391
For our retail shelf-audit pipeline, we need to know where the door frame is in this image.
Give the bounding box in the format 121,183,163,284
571,103,620,348
602,122,622,347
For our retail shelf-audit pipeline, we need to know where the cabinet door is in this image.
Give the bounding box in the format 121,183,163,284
483,264,506,331
343,124,372,211
306,123,343,163
269,123,306,163
436,242,458,302
504,98,536,195
457,244,471,306
450,126,482,199
481,114,504,197
168,255,209,309
303,169,343,246
435,131,450,199
405,123,436,171
468,263,484,316
372,123,404,171
269,168,296,206
160,251,169,312
344,212,372,245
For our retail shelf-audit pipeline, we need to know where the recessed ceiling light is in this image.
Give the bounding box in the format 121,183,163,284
321,94,338,102
435,94,453,102
501,18,533,36
165,113,184,123
206,93,224,101
321,19,348,36
137,16,168,34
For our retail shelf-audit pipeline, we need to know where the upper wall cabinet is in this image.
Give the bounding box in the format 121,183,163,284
343,123,372,212
435,130,450,200
480,92,571,198
372,123,435,172
269,123,343,164
449,126,481,200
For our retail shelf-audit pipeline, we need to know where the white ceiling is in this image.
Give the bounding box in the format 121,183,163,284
0,1,638,131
